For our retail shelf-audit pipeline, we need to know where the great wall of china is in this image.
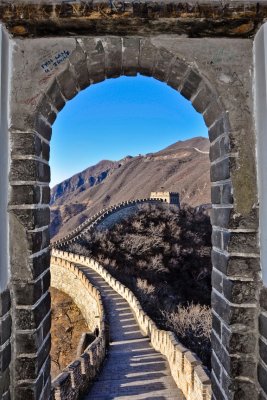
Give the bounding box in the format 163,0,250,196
50,197,211,400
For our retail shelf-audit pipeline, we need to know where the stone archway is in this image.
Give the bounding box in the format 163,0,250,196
6,35,259,400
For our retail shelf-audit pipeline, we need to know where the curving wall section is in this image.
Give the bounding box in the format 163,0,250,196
54,198,164,249
52,249,212,400
50,256,107,400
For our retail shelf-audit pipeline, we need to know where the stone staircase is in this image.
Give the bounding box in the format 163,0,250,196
79,266,185,400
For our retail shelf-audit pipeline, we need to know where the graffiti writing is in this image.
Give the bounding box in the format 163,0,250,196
41,50,70,73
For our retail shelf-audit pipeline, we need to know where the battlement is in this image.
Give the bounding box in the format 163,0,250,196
150,191,180,206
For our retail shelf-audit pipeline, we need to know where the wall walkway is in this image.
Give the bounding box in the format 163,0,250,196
51,250,212,400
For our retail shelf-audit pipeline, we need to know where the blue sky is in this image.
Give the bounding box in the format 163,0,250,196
50,75,208,187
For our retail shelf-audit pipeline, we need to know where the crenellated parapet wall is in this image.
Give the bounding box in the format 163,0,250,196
52,249,212,400
50,256,108,400
53,198,164,249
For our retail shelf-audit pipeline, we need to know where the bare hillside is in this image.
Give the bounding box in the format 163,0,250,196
50,137,210,241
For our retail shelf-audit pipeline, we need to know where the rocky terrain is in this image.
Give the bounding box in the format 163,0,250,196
50,137,210,241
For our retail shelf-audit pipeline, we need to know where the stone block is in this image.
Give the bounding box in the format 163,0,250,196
57,65,79,100
103,37,123,78
81,38,106,83
204,101,223,128
223,278,257,304
208,115,229,143
10,207,50,231
212,291,257,327
260,287,267,311
34,116,52,142
212,269,223,294
36,95,57,126
180,69,202,101
139,39,157,76
192,83,213,114
26,229,50,254
42,141,50,162
10,159,50,183
46,78,66,112
0,343,11,373
0,290,11,318
260,313,267,340
41,186,50,204
122,37,140,76
260,338,267,366
10,185,41,206
211,208,231,229
210,158,230,182
227,232,258,254
211,352,221,382
211,185,221,204
0,368,10,396
222,371,258,399
211,372,226,400
210,140,221,163
69,41,90,90
153,48,174,82
212,311,222,338
0,315,11,346
222,325,257,355
259,362,267,396
16,292,51,330
11,132,42,158
13,279,43,306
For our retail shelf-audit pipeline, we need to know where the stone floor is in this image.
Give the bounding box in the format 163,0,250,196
78,265,185,400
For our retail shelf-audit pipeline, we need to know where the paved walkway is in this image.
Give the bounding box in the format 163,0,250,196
78,265,185,400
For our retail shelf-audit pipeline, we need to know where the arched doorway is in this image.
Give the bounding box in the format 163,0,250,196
4,35,260,400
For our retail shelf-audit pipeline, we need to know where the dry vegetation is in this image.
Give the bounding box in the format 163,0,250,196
50,288,89,379
65,203,212,368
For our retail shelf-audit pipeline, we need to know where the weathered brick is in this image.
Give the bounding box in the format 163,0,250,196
46,78,66,112
212,269,223,293
16,292,51,330
11,132,42,157
37,95,57,125
180,69,202,100
0,290,11,318
0,315,11,346
153,48,174,82
122,37,140,76
10,185,41,205
260,287,267,311
31,251,50,280
222,326,257,354
57,66,79,100
10,207,50,231
0,368,10,396
0,343,11,373
167,58,188,90
223,278,257,304
212,311,222,337
13,279,43,306
211,208,231,228
260,313,267,340
103,37,122,78
42,141,50,162
260,338,267,366
139,39,157,76
192,83,213,114
211,185,221,204
10,159,50,183
211,352,221,382
34,116,52,142
69,42,90,90
82,38,106,83
222,371,258,400
258,363,267,396
212,372,226,400
26,229,50,254
211,249,228,275
209,115,229,143
210,158,230,182
16,327,43,354
204,100,223,128
210,140,221,162
227,232,258,254
212,291,257,327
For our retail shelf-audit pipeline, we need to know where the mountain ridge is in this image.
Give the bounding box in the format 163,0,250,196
50,136,211,241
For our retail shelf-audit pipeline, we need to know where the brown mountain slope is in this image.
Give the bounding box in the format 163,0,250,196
50,137,211,241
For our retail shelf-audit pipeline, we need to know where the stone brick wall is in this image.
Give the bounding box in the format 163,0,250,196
50,258,100,332
0,289,11,400
50,255,107,400
52,249,212,400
